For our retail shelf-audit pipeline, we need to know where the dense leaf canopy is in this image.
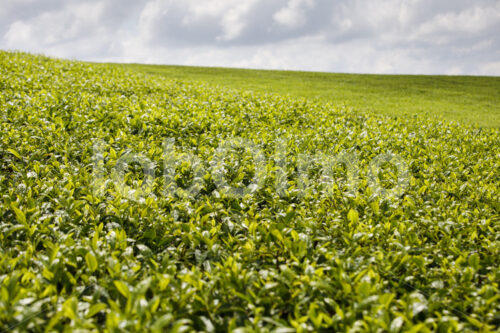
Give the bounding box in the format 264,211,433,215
0,51,499,332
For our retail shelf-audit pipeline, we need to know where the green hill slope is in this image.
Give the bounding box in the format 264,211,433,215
1,51,499,331
116,63,500,128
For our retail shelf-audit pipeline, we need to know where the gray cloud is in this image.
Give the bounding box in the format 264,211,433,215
1,0,499,75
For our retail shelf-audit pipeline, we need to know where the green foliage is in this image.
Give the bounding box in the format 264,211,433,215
117,62,500,128
0,50,499,332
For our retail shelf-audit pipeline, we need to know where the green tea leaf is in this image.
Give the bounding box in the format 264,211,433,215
85,252,98,273
10,204,27,225
347,208,359,224
114,281,130,298
7,148,22,159
86,303,108,318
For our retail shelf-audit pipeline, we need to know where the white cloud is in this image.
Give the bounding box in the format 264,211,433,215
1,0,499,75
479,61,500,76
3,1,110,57
274,0,315,28
412,4,500,45
217,0,259,41
138,0,167,43
4,21,32,47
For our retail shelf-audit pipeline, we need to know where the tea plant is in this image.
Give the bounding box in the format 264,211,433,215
0,51,499,332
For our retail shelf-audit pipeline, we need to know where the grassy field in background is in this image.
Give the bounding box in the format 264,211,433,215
115,63,500,128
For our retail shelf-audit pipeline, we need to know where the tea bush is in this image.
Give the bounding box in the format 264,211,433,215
0,51,499,332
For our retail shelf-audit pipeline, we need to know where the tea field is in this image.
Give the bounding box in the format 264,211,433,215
0,50,499,331
117,63,500,128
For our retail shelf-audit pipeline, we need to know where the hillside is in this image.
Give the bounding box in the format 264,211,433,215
1,51,499,331
115,63,500,128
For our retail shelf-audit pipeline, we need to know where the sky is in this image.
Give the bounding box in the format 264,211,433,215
1,0,499,75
